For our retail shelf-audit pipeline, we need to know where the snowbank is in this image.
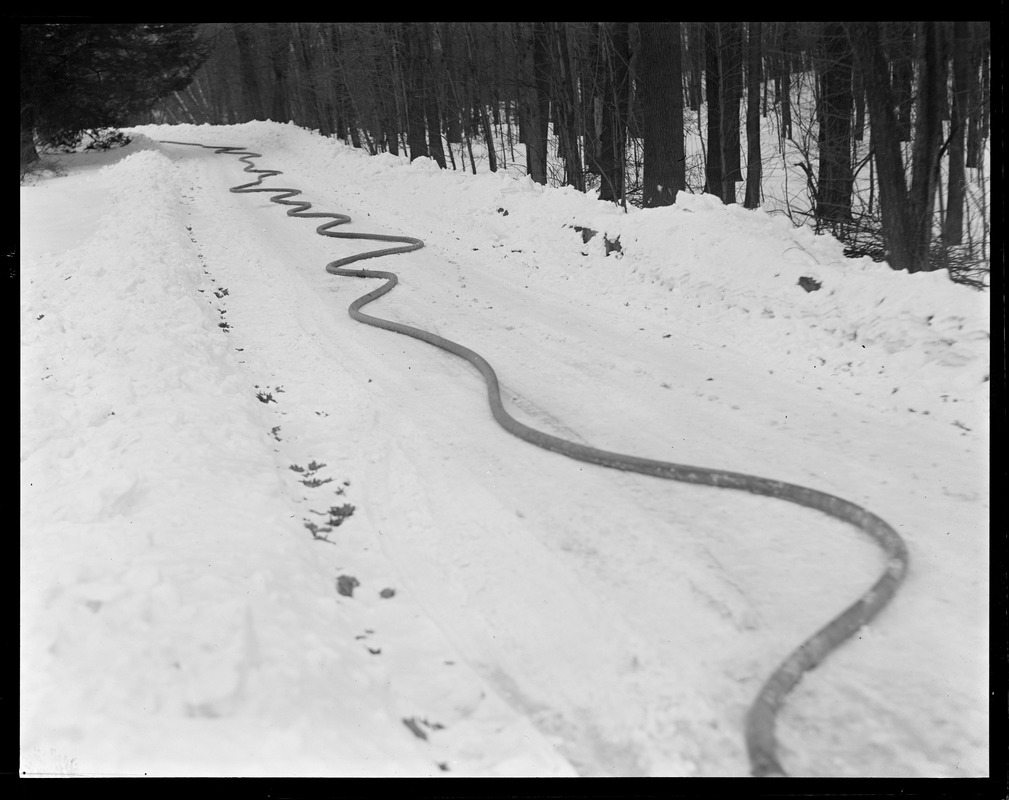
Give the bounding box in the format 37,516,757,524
137,122,988,430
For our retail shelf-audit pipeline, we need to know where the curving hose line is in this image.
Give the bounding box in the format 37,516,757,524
162,139,909,778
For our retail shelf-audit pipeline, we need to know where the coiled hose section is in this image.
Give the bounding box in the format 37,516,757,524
162,139,909,777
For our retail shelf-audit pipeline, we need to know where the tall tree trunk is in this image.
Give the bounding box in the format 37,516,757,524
686,23,704,112
441,23,463,145
744,21,762,209
348,117,362,149
268,23,291,122
422,24,447,168
321,24,341,137
479,97,497,172
513,23,528,147
852,67,865,142
403,23,429,161
552,22,583,191
943,21,969,245
703,23,724,200
965,22,984,169
889,22,914,142
526,21,551,185
850,23,913,270
905,21,948,266
212,26,238,124
848,21,947,273
640,21,685,207
719,22,743,204
815,21,854,226
779,24,792,139
582,22,604,175
330,25,355,145
233,24,265,120
979,31,989,142
598,22,630,203
378,23,401,155
294,24,324,134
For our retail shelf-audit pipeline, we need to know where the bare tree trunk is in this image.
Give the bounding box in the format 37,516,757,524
779,24,792,139
719,22,743,204
377,23,400,155
421,24,447,168
211,25,238,124
815,21,854,226
581,23,604,175
552,22,584,191
965,22,985,168
329,24,355,145
233,24,265,120
848,21,948,272
525,21,551,185
889,22,914,142
686,23,704,112
849,23,913,270
979,32,989,142
465,118,477,174
598,22,629,203
703,23,724,200
479,98,497,172
852,66,865,143
441,24,463,146
641,21,684,207
943,21,969,245
403,23,429,161
744,21,762,209
905,21,948,265
294,24,324,134
268,23,291,122
348,118,362,149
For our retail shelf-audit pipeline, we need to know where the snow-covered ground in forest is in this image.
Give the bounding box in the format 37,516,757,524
20,121,989,778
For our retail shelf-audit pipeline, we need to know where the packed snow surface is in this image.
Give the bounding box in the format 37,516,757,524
21,121,988,777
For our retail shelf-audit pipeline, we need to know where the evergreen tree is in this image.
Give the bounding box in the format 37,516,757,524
21,23,207,171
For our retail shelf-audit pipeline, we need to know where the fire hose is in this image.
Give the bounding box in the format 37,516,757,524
162,139,909,777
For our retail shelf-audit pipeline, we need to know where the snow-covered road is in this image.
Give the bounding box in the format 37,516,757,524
20,122,988,777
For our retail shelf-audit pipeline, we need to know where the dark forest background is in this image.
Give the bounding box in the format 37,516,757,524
21,22,992,286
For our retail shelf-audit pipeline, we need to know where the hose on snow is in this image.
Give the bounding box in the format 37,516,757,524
162,140,909,778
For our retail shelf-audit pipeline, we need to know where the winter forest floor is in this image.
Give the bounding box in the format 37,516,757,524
20,121,989,778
